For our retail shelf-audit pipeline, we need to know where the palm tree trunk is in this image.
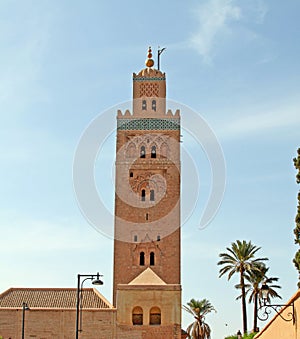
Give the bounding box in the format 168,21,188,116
253,292,258,332
240,269,248,334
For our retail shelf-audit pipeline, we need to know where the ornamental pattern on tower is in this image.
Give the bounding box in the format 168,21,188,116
139,83,159,97
117,118,180,130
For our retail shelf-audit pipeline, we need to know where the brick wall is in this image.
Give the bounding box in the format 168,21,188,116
113,129,181,304
0,308,116,339
116,323,182,339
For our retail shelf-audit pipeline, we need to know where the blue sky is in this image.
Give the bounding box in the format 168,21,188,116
0,0,299,337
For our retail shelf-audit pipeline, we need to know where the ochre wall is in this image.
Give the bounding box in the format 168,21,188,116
116,323,182,339
254,290,300,339
116,285,181,326
0,308,116,339
0,306,183,339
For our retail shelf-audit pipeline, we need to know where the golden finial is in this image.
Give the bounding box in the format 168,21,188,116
145,46,154,68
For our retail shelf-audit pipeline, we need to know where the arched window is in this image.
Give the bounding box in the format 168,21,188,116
151,145,156,158
150,190,155,201
132,306,143,325
150,252,155,266
134,235,138,242
141,189,146,202
140,252,145,265
142,100,147,110
140,146,146,158
150,307,161,325
152,100,156,111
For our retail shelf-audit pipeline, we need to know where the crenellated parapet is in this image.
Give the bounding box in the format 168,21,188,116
133,67,166,81
117,109,180,118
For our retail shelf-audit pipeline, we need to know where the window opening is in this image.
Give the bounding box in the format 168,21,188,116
142,100,147,110
152,100,156,112
140,146,146,158
140,252,145,265
150,252,155,266
141,189,146,201
151,146,156,158
145,213,149,221
134,235,138,242
130,172,133,178
132,307,143,325
157,235,160,241
150,307,161,325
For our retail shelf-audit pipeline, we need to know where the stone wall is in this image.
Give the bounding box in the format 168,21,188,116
116,323,182,339
0,308,116,339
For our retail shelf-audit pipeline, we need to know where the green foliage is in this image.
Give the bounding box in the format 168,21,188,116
218,240,268,334
183,298,216,339
225,333,257,339
293,148,300,288
235,263,281,332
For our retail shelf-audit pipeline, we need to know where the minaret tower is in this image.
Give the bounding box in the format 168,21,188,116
113,48,182,337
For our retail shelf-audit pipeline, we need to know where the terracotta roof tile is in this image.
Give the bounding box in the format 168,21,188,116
0,288,112,309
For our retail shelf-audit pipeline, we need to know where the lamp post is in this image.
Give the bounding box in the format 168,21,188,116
75,272,103,339
257,282,295,323
21,302,30,339
237,330,242,339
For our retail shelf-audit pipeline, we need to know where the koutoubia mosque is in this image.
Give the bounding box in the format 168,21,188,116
0,48,186,339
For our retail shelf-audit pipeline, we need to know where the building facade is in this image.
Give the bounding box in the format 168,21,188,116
0,288,115,338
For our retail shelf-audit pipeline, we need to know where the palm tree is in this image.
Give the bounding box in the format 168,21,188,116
218,240,268,334
183,298,216,339
235,263,281,332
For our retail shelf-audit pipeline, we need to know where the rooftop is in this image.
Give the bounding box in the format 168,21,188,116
0,288,113,309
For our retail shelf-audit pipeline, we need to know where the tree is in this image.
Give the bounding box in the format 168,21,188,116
235,263,281,332
218,240,268,334
293,148,300,288
183,298,216,339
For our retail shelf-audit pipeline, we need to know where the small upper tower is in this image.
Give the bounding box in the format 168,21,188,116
132,47,166,116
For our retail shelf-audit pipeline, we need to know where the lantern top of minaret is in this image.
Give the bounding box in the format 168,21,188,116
145,46,154,68
133,46,165,78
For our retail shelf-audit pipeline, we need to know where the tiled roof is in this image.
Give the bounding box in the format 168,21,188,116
0,288,113,309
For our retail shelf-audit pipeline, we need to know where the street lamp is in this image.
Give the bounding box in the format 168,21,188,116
257,282,295,323
75,272,103,339
236,330,242,339
22,302,30,339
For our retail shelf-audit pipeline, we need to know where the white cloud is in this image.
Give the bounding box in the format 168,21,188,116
188,0,269,63
216,101,300,140
254,0,269,24
189,0,241,63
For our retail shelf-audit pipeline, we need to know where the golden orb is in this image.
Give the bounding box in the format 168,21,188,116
145,58,154,67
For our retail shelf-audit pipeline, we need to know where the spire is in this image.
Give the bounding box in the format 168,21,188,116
145,46,154,68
